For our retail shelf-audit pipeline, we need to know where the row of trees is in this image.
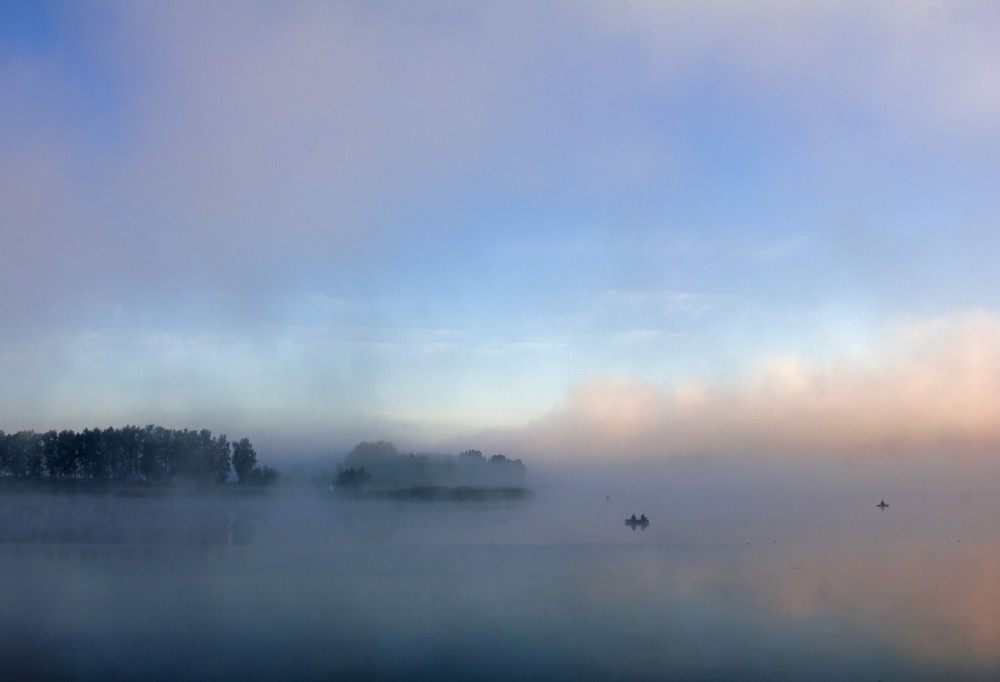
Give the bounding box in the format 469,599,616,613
0,426,276,486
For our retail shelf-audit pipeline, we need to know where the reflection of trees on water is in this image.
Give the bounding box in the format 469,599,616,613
0,496,266,545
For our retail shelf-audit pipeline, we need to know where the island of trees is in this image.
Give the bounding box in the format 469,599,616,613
332,440,530,501
0,426,277,488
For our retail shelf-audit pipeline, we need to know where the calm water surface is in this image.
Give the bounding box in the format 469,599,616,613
2,484,999,681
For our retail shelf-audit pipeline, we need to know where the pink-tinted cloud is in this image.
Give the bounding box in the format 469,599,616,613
500,309,1000,461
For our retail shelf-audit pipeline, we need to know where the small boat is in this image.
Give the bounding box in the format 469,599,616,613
625,515,650,530
877,500,888,509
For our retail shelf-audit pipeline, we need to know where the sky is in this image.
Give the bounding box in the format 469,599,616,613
3,1,1000,464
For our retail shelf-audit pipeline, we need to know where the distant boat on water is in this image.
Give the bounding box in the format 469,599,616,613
877,500,888,509
625,514,649,530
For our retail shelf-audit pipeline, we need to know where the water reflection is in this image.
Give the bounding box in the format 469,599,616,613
1,490,1000,680
0,493,260,545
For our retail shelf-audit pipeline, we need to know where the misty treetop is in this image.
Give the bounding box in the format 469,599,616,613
335,466,373,490
338,441,526,488
0,426,277,487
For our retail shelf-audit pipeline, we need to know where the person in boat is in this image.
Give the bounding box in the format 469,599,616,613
630,514,637,522
639,514,647,523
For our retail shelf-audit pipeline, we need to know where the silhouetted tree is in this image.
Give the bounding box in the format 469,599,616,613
115,425,144,482
79,428,108,480
246,465,279,486
5,431,43,478
210,433,232,484
58,429,81,479
141,425,171,483
488,454,527,483
232,437,257,484
41,430,59,479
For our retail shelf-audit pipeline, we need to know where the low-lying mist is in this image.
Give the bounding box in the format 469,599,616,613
3,453,999,680
4,449,989,549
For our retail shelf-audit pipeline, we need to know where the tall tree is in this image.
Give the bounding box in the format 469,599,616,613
115,425,144,482
79,428,106,480
55,429,81,479
41,430,59,478
232,437,257,484
6,431,43,478
211,434,232,484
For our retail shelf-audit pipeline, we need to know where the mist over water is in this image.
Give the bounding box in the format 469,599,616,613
3,456,1000,681
5,2,1000,679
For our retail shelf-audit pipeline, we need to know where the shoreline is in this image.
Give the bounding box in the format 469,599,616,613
334,485,534,502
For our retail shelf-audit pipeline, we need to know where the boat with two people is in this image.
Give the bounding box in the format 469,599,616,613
625,513,650,530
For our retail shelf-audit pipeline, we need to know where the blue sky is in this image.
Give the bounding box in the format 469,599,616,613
3,1,1000,461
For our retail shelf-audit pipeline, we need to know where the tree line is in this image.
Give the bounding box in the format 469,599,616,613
0,426,277,486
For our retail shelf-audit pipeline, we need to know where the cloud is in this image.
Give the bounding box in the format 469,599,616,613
0,2,683,328
497,309,1000,461
5,2,998,328
4,2,999,450
580,0,1000,144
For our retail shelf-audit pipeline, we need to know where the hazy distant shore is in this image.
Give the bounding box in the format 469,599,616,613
0,478,271,497
0,479,534,502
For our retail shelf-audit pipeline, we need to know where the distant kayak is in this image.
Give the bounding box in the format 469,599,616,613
877,500,888,509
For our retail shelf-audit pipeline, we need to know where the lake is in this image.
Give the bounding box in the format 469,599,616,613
2,475,999,680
